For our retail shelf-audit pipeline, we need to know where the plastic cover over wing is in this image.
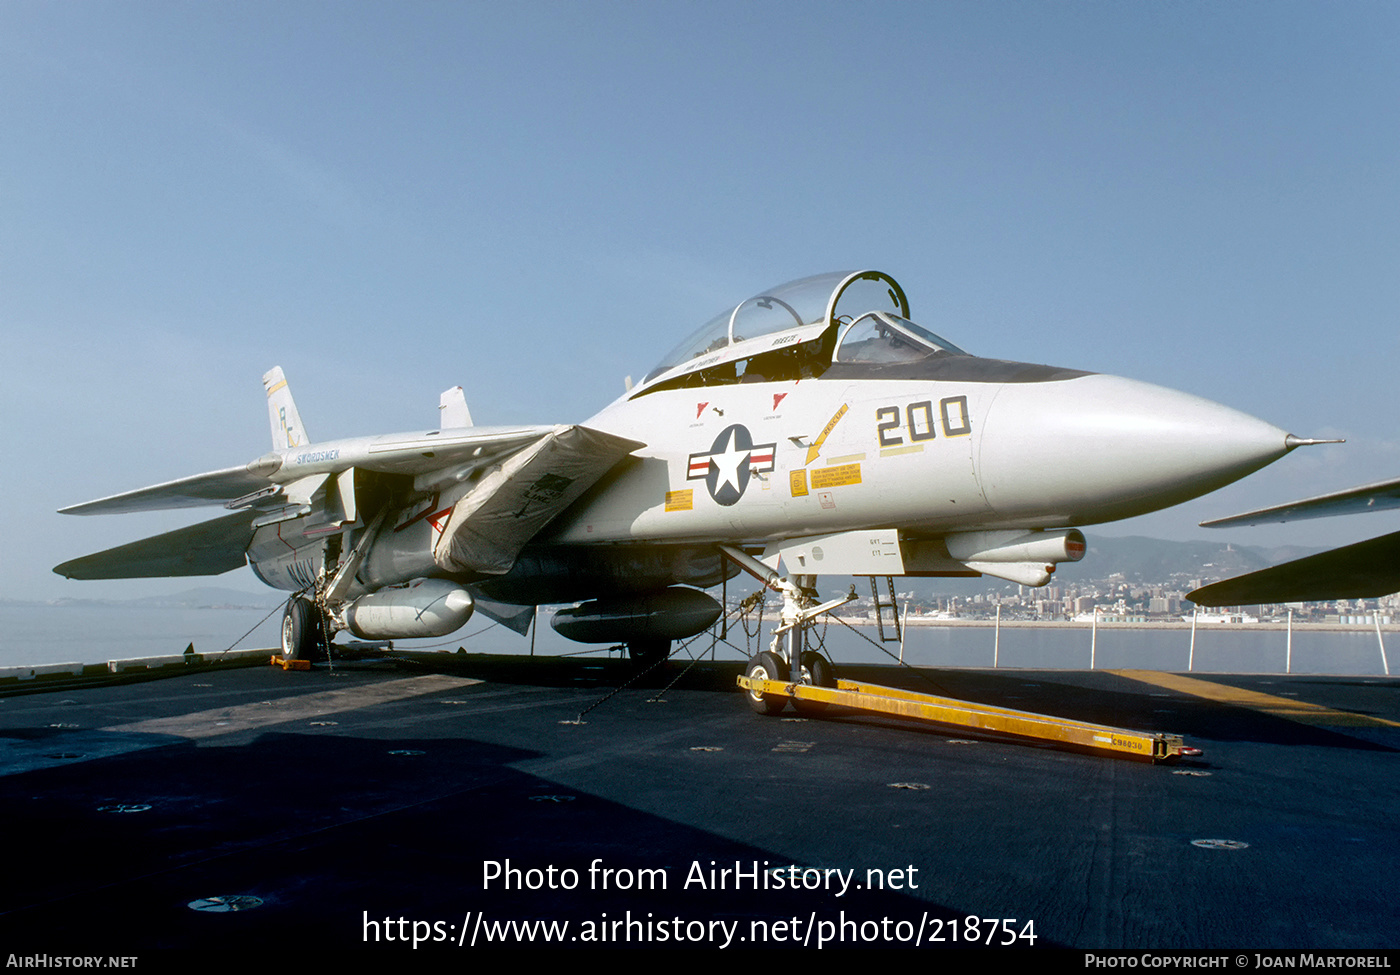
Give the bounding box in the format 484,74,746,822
433,426,644,576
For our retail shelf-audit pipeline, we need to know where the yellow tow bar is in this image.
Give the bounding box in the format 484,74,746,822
735,675,1193,762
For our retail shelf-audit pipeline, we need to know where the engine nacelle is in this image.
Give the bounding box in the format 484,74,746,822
550,587,722,645
338,578,474,640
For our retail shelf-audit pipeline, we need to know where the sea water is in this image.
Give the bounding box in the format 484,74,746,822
0,602,1391,677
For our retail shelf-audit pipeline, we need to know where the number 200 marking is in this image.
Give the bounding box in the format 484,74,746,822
876,396,971,447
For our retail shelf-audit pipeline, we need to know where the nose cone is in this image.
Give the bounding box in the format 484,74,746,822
976,373,1292,525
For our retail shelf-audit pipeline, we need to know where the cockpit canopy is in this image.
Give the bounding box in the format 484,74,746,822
637,270,967,395
832,311,968,365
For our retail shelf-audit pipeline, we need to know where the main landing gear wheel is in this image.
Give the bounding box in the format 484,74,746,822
791,650,835,715
281,595,323,662
744,650,789,716
627,639,670,666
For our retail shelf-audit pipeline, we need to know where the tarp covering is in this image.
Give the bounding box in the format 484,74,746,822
433,425,642,576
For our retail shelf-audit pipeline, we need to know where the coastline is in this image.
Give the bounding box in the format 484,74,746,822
836,615,1400,633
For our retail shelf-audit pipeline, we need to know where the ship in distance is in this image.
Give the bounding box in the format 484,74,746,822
55,269,1328,704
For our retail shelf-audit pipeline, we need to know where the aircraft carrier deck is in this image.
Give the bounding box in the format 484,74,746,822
0,652,1396,955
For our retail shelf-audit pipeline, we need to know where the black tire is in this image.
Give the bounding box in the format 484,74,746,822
792,650,834,714
744,651,789,716
281,596,322,662
627,639,670,665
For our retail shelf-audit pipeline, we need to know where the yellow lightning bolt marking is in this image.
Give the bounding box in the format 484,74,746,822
806,403,848,465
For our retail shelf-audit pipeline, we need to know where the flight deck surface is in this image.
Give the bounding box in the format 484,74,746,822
0,655,1395,953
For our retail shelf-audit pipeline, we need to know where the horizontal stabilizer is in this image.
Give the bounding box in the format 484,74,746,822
59,466,275,515
1187,530,1400,605
1202,476,1400,528
53,511,257,580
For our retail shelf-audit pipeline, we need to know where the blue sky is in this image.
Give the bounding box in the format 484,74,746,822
3,1,1398,600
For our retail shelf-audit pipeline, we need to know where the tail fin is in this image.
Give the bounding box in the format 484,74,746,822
262,366,310,450
439,386,473,428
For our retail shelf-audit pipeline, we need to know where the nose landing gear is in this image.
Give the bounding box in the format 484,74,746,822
720,544,854,717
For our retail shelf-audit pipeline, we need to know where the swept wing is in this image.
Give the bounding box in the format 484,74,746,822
59,426,557,516
55,423,638,581
54,511,259,579
1195,474,1400,604
1188,530,1400,605
59,466,279,516
57,364,644,583
1201,475,1400,529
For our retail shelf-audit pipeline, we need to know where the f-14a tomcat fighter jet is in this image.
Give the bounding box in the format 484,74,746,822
56,270,1322,703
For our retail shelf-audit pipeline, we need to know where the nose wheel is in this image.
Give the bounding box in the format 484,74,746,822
792,650,834,714
743,648,836,716
743,651,789,714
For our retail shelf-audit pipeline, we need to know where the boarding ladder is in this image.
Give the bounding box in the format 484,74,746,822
870,576,902,644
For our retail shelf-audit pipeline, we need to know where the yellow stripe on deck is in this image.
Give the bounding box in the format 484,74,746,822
103,675,481,740
1109,670,1400,729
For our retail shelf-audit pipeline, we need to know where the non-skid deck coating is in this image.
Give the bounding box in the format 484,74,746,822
0,655,1395,952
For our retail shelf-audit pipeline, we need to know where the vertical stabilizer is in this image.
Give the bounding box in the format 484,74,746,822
263,367,310,450
439,386,473,429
